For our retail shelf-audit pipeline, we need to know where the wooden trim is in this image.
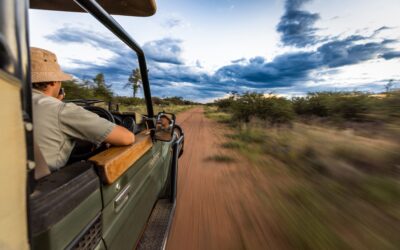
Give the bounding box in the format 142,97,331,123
89,131,153,184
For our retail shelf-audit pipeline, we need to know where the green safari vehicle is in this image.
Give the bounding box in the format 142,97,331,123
0,0,184,249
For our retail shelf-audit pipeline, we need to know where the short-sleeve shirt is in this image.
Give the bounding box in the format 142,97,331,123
32,89,115,170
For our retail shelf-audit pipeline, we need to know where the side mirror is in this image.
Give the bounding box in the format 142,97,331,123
154,112,176,141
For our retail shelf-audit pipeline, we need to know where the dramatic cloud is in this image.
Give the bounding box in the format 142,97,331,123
277,0,320,47
216,35,399,88
381,51,400,60
143,38,184,65
317,35,392,67
46,26,125,56
45,26,224,101
44,2,400,102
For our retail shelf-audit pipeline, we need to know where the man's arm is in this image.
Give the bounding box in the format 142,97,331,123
59,103,135,146
104,125,135,146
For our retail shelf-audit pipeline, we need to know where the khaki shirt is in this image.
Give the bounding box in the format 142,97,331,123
32,89,115,170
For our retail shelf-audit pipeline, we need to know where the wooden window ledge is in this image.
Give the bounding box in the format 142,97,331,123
89,131,152,184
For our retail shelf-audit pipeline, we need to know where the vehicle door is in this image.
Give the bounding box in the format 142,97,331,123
95,134,173,250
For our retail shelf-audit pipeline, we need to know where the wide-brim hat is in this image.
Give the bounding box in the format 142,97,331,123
30,47,73,83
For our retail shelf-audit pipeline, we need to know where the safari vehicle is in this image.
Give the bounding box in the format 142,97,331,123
0,0,184,249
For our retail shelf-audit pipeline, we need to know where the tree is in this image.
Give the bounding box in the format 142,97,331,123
93,73,113,101
385,79,395,94
124,68,142,98
62,80,93,100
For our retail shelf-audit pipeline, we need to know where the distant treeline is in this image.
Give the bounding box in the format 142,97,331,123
62,73,198,106
213,91,400,124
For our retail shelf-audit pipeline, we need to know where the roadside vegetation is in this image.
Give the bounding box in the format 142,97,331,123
62,73,198,115
207,90,400,249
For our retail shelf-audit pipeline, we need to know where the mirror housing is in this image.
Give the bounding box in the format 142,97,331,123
154,112,176,141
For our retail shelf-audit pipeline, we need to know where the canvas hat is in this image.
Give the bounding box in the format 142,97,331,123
30,47,72,83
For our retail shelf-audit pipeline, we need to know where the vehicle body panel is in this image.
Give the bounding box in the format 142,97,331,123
0,0,185,249
0,71,29,250
101,141,173,249
32,189,102,249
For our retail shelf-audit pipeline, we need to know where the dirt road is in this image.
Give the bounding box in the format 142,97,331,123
166,107,281,250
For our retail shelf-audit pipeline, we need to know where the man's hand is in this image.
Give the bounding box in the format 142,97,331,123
57,94,65,100
57,87,65,100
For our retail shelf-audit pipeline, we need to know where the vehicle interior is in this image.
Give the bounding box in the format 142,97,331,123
21,1,183,249
64,99,149,164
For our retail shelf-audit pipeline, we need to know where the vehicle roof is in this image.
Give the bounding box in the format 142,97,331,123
30,0,157,16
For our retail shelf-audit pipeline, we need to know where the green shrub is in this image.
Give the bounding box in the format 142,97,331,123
374,91,400,120
218,92,294,123
214,96,236,112
293,92,372,121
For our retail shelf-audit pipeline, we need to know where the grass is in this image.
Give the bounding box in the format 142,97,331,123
117,104,197,122
204,106,232,123
206,107,400,249
120,104,197,114
205,154,235,163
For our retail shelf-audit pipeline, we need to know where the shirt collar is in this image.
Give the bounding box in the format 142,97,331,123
32,89,44,95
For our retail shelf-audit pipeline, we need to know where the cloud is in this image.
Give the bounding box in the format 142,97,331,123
317,35,391,67
45,18,400,102
45,26,227,101
46,26,126,56
215,34,400,89
162,17,183,29
373,26,393,36
381,51,400,60
143,38,184,65
231,58,246,63
277,0,321,47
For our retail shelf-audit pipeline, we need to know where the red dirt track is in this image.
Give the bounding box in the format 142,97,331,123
166,107,280,250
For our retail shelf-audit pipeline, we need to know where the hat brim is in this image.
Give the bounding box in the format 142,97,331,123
31,71,73,83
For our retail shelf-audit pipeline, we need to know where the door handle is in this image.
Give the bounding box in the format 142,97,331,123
114,184,131,213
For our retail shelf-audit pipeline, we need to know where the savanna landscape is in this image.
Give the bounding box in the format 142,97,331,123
23,0,400,248
195,90,400,249
63,73,400,249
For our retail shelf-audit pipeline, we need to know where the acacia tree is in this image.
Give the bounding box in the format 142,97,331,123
385,79,395,94
124,68,142,98
93,73,113,101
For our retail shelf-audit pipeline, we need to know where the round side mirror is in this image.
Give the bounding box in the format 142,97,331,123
154,113,175,141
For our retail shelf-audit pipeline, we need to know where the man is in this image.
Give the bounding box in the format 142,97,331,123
31,47,135,171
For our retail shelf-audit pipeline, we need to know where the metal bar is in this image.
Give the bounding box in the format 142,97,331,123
74,0,155,122
17,0,35,245
170,135,184,203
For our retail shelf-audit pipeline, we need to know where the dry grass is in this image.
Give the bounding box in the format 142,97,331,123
205,154,235,163
121,104,197,114
117,104,197,122
207,108,400,249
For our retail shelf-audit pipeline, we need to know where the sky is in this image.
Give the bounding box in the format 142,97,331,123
29,0,400,102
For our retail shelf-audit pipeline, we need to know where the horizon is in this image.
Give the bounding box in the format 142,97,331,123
30,0,400,103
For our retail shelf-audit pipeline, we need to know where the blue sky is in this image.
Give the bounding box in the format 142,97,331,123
30,0,400,102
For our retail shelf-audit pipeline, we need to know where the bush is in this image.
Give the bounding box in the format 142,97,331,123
375,91,400,120
214,96,235,112
113,96,144,106
293,92,372,121
62,80,95,100
215,92,294,124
